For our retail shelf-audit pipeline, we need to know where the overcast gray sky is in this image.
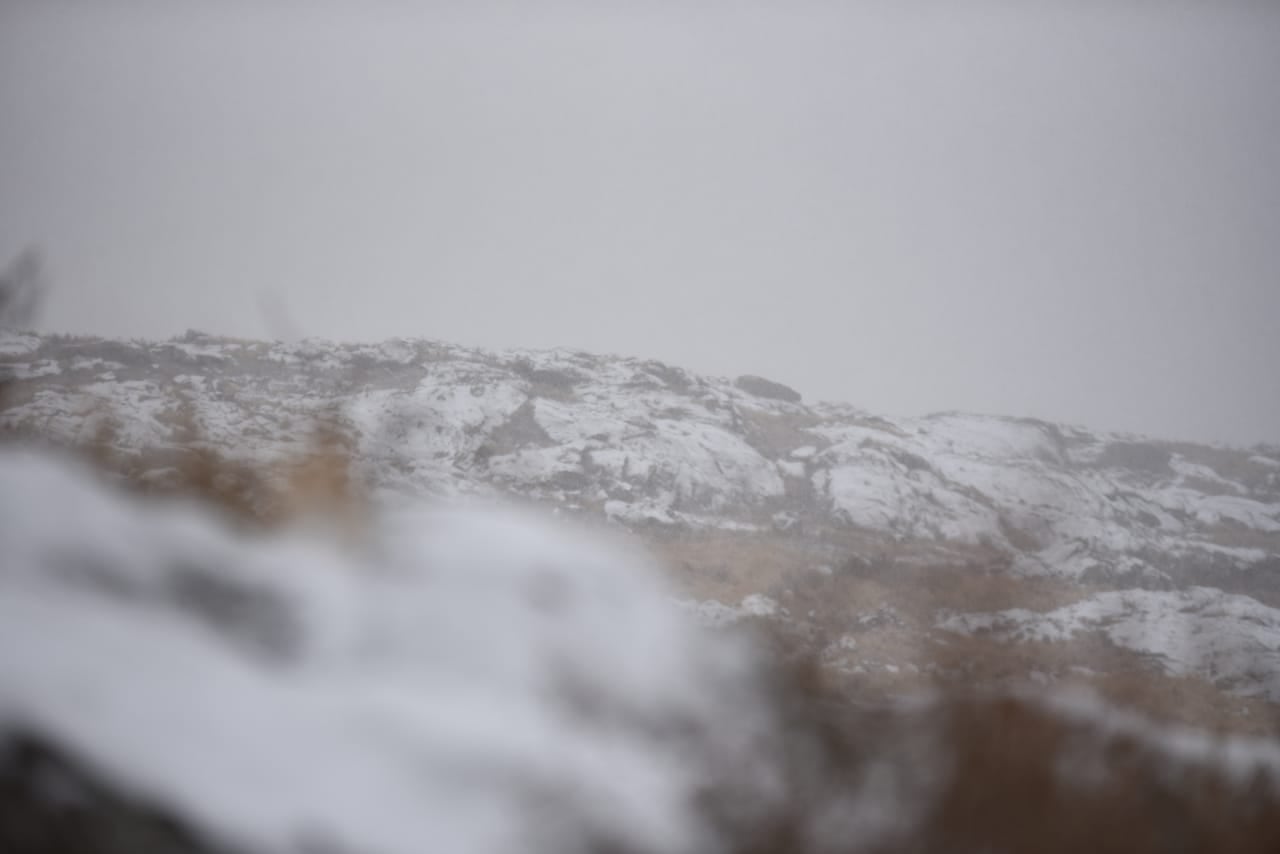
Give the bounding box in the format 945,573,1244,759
2,2,1277,446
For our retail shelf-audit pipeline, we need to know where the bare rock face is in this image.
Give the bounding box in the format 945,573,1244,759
734,374,802,404
0,736,230,854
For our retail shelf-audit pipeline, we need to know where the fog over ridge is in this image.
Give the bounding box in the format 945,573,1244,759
1,1,1277,445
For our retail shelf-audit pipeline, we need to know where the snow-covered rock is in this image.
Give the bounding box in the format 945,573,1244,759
938,587,1280,700
2,331,1278,587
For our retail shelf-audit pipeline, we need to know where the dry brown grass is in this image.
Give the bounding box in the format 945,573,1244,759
654,531,816,602
926,632,1280,737
910,691,1280,854
652,527,1280,738
2,384,364,532
697,631,1280,854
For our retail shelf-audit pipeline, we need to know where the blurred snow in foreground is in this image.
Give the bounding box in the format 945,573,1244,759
0,448,774,854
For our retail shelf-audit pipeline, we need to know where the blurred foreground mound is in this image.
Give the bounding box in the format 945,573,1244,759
2,447,1280,854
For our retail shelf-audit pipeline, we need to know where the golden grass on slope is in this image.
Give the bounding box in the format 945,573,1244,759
1,382,365,532
655,527,1280,738
702,631,1280,854
910,691,1280,854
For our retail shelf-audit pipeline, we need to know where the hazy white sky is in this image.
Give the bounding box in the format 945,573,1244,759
2,2,1278,445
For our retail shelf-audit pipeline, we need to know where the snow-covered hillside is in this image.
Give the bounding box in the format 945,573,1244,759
5,333,1280,851
3,331,1277,589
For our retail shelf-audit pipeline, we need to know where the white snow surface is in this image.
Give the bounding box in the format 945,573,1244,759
676,594,784,628
0,448,776,854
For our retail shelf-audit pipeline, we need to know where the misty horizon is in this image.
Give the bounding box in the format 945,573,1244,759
2,2,1278,446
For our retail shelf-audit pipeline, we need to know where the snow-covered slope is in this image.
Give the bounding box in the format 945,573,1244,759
939,587,1280,700
3,331,1277,589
